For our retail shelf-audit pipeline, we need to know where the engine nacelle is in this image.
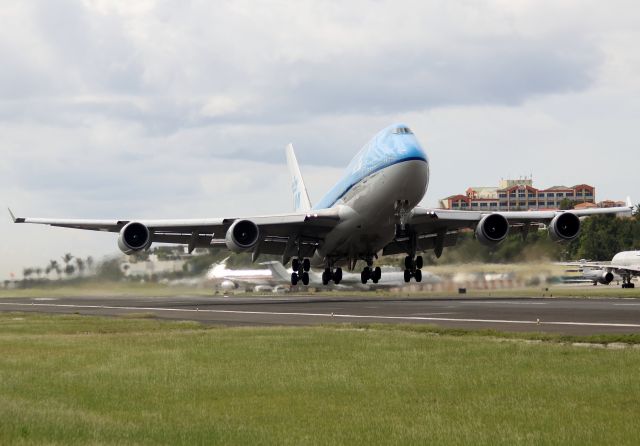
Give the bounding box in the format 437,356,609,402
597,271,614,285
475,214,509,246
225,219,260,252
549,212,581,242
118,222,152,255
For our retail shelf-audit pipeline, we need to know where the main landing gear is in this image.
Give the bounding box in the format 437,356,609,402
404,255,423,283
290,257,310,286
360,266,382,284
622,276,635,289
322,267,343,285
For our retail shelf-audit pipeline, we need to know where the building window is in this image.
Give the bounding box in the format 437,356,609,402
490,203,497,207
547,193,555,198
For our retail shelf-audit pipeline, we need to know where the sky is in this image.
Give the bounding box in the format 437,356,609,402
1,0,639,279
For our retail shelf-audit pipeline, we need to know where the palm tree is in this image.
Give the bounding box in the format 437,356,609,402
35,268,43,280
47,260,61,280
23,268,33,281
75,258,85,276
61,254,74,278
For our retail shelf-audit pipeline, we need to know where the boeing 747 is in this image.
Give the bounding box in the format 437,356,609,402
10,123,633,286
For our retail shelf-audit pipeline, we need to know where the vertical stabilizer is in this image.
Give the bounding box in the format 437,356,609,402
285,143,312,212
261,261,291,282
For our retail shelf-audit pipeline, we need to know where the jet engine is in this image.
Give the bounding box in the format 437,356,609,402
118,222,152,255
225,219,260,252
597,271,614,285
549,213,581,241
475,214,509,246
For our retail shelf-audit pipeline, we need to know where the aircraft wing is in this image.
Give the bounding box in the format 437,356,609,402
9,208,341,259
384,202,634,257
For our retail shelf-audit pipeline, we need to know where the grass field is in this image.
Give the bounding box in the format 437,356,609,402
1,313,640,444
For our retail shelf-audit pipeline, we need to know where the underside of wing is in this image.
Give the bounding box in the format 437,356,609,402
389,203,634,258
10,208,341,262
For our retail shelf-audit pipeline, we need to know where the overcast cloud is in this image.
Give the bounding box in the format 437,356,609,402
1,0,639,278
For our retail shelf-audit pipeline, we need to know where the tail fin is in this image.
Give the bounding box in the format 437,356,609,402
285,144,312,212
261,261,291,282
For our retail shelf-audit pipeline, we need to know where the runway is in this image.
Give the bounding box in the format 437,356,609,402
2,294,640,335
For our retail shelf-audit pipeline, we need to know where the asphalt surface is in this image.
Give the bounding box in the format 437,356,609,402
2,294,640,335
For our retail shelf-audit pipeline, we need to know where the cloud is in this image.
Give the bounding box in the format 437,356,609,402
0,0,603,134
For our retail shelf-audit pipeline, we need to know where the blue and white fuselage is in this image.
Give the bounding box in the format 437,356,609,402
310,123,429,266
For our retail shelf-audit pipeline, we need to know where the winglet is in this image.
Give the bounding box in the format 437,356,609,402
285,143,312,212
7,208,23,223
626,196,633,208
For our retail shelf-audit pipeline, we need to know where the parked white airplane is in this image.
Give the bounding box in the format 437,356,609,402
9,123,633,286
563,251,640,288
206,257,275,290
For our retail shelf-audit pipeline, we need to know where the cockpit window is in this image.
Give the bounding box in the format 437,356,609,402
393,127,413,134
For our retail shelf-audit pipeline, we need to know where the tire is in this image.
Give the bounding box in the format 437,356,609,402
416,256,423,270
303,258,311,272
374,266,382,281
404,256,413,270
403,269,411,283
301,272,310,286
322,271,329,286
291,272,298,286
361,271,368,284
292,258,300,271
334,268,342,284
414,269,422,283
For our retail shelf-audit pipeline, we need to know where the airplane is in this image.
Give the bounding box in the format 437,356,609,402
562,251,640,288
9,123,634,287
206,257,276,291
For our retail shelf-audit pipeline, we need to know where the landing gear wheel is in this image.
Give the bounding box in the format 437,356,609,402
291,272,298,286
414,269,422,283
372,266,381,284
404,256,414,270
334,268,343,284
361,267,371,284
303,258,311,272
404,269,411,283
292,258,300,272
322,269,330,286
416,256,423,270
301,272,310,286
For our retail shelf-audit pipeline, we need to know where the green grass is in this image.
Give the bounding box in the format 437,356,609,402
1,314,640,444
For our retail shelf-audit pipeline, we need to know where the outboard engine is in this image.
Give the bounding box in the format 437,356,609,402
225,219,260,252
118,222,152,255
475,214,509,246
549,213,581,241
